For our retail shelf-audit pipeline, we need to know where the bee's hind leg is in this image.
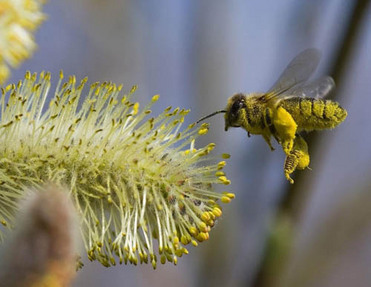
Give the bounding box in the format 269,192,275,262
262,134,275,151
283,135,310,184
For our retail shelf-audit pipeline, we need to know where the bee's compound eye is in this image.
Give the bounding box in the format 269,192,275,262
231,100,244,117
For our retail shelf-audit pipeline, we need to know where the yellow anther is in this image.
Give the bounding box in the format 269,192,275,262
218,176,231,185
222,153,231,159
175,249,183,257
215,171,225,177
188,123,196,129
207,219,215,227
198,221,207,232
181,235,190,245
201,212,211,222
133,102,139,115
152,94,160,102
45,72,51,81
130,85,138,93
218,161,227,169
221,196,232,204
212,207,222,217
166,254,173,262
208,211,216,220
188,226,198,236
173,236,179,244
197,232,209,242
198,127,208,135
207,143,216,149
223,192,235,199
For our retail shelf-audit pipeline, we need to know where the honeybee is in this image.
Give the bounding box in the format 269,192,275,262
198,49,347,183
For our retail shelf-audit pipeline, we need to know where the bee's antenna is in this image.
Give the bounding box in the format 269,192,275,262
196,110,226,124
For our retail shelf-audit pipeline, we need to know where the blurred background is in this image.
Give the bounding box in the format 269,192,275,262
7,0,371,286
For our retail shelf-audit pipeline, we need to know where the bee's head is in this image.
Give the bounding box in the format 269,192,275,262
224,93,246,131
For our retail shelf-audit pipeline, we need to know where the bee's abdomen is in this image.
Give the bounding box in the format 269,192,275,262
281,98,347,131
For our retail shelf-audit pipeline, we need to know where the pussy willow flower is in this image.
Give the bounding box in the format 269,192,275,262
0,71,234,268
0,185,78,286
0,0,46,84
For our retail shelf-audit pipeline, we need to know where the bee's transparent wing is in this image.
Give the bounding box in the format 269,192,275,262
285,76,335,99
266,48,321,98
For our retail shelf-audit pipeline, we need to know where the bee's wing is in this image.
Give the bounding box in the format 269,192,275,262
286,76,335,99
263,48,321,103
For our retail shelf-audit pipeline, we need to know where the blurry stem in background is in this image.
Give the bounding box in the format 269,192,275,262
251,0,371,286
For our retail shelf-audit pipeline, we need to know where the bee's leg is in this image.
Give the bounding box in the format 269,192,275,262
284,152,297,184
293,136,310,170
272,133,280,143
262,134,275,151
273,107,297,154
283,135,310,184
265,107,279,143
247,131,251,137
282,140,294,155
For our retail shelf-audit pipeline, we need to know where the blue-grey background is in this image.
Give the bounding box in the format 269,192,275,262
8,1,371,286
